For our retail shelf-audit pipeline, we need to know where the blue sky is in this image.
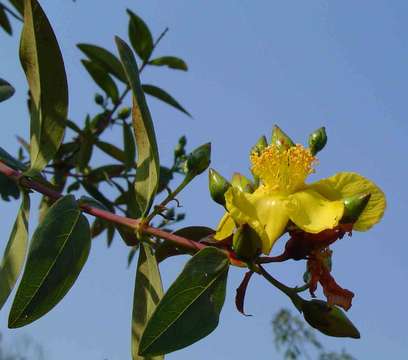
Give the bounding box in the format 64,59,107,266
0,0,407,359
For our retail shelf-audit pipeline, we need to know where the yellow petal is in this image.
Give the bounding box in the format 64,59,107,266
310,172,386,231
225,187,288,254
286,189,344,233
214,213,235,240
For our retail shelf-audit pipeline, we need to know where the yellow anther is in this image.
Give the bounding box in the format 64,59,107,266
250,144,316,194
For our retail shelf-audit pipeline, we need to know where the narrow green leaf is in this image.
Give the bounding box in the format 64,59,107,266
139,247,229,356
81,60,119,103
126,9,153,61
0,79,15,103
96,140,126,163
0,6,12,35
0,146,27,171
0,193,30,310
87,164,125,183
149,56,188,71
80,181,114,212
132,243,163,360
116,37,160,216
8,0,24,15
20,0,69,172
142,84,191,117
8,195,91,328
77,43,127,83
123,122,136,169
78,195,110,212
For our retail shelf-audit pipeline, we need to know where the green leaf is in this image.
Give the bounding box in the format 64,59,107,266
8,195,91,328
77,43,127,83
87,164,125,183
0,173,20,201
96,140,126,163
149,56,188,71
132,243,164,360
126,9,153,61
8,0,24,15
139,247,229,356
20,0,69,172
0,79,15,103
78,195,110,212
155,226,214,263
80,181,114,212
116,37,160,216
0,193,30,311
142,84,191,117
0,146,27,171
0,6,12,35
81,60,119,103
123,122,136,169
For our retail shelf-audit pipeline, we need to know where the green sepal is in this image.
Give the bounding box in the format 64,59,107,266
271,125,295,150
250,135,268,156
341,193,371,224
232,224,261,261
208,168,231,207
231,173,254,193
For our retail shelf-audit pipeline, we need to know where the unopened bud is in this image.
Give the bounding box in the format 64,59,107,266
94,93,104,106
308,127,327,155
341,193,371,224
251,135,268,156
301,299,360,339
174,136,187,158
209,168,231,206
271,125,295,150
231,173,254,193
117,107,131,120
185,142,211,176
233,224,262,260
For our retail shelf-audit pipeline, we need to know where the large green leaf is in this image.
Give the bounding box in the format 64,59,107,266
0,193,30,311
0,79,15,103
20,0,68,173
142,84,191,117
77,43,127,83
116,37,160,217
0,6,12,35
126,9,153,61
8,195,91,328
132,243,164,360
149,56,188,71
81,60,119,103
139,247,229,356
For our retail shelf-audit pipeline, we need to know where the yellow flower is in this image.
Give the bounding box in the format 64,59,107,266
215,140,386,255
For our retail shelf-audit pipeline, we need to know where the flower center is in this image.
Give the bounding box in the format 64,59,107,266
250,144,316,194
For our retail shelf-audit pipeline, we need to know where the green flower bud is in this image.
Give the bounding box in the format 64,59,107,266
271,125,295,150
117,107,131,120
208,168,231,206
174,136,187,158
233,224,262,260
185,142,211,176
301,299,360,339
94,93,104,106
231,173,254,193
251,135,268,156
341,193,371,224
308,127,327,155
